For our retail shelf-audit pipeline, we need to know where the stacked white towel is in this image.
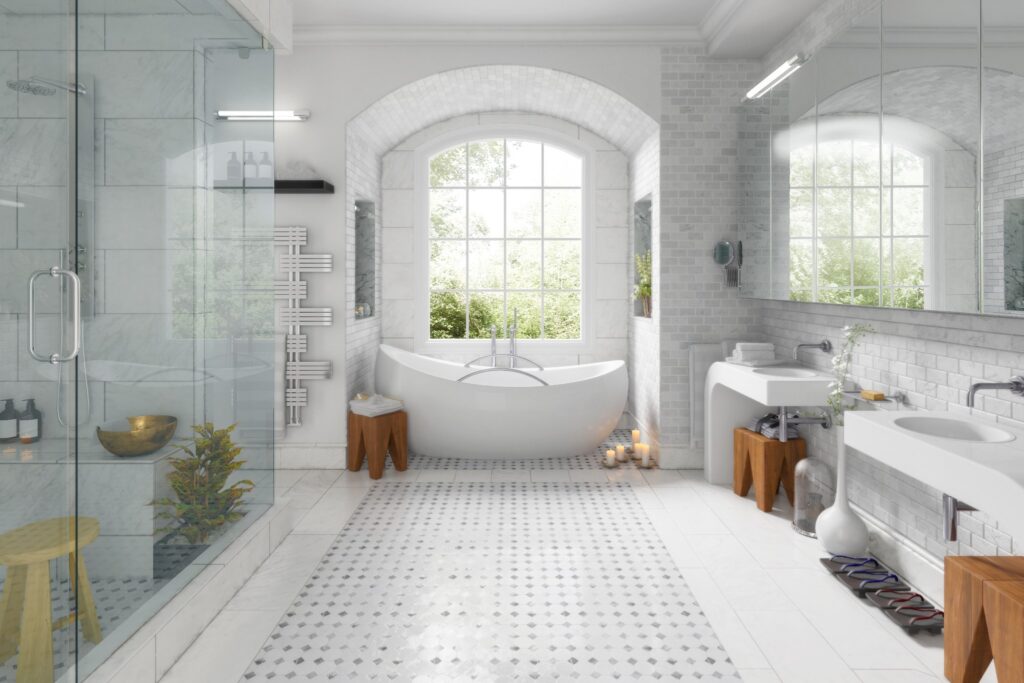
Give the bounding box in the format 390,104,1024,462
732,342,775,362
349,393,404,417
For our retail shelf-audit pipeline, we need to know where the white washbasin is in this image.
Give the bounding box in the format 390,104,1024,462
894,415,1015,443
845,410,1024,549
752,367,819,378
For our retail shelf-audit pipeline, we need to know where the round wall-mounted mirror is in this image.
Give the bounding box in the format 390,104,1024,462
712,240,736,267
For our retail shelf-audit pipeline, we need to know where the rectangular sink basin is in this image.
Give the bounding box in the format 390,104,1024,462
845,410,1024,545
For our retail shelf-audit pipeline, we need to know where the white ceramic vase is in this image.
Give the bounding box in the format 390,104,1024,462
815,425,870,556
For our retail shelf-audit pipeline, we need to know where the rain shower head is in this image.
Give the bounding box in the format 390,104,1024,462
6,77,87,96
6,79,56,96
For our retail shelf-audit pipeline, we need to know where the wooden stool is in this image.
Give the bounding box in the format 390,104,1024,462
0,517,103,683
945,556,1024,683
733,428,806,512
347,410,408,480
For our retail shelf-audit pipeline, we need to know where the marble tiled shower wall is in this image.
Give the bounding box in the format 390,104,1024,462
759,299,1022,559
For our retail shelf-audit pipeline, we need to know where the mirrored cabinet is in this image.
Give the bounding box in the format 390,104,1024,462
740,0,1024,316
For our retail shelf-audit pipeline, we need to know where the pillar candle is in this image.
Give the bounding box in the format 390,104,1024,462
615,444,627,462
639,443,651,467
631,429,641,449
605,449,616,466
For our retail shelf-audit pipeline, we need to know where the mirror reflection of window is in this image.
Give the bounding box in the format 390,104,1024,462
788,140,928,309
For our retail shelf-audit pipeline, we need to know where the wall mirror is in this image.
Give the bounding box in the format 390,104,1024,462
740,0,1024,316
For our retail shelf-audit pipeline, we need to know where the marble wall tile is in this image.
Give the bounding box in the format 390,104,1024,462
103,249,169,312
596,189,629,227
382,298,415,338
593,298,629,335
0,315,17,381
104,119,195,187
15,185,67,248
104,381,198,428
0,52,17,117
595,227,628,264
382,227,413,264
596,151,629,189
80,52,193,119
0,249,64,314
595,263,628,299
382,262,414,300
79,462,157,535
0,187,16,248
381,189,414,228
0,14,102,51
104,14,251,51
15,51,69,119
0,118,68,186
96,187,195,249
945,187,977,225
945,149,977,187
382,150,415,190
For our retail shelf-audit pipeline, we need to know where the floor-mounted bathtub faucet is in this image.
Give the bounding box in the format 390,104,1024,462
464,310,545,371
489,324,497,368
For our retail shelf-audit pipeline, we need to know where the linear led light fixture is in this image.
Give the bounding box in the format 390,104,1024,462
216,110,310,121
744,54,808,101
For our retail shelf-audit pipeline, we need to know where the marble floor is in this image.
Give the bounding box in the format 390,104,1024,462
162,458,995,683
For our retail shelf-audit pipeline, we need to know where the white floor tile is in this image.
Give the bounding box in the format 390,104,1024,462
529,469,571,482
227,533,336,612
643,469,689,487
739,610,861,683
738,669,782,682
680,567,771,670
854,670,942,682
491,469,532,482
293,487,365,534
161,609,279,683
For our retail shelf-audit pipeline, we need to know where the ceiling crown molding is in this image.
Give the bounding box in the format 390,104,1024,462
699,0,746,54
293,24,703,46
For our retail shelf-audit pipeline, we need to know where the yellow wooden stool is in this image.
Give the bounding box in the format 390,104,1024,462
0,517,103,683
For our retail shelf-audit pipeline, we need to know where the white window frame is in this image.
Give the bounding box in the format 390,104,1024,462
413,125,597,355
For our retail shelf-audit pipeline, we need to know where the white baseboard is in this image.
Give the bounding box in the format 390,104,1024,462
858,505,946,607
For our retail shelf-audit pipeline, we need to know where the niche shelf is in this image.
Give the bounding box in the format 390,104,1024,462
275,179,335,194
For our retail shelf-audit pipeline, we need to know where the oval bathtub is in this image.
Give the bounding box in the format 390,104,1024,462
375,345,627,460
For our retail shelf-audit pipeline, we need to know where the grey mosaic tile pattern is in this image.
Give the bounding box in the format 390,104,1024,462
243,482,740,682
0,576,162,683
394,429,644,471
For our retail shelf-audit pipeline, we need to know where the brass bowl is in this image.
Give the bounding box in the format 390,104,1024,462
96,415,178,457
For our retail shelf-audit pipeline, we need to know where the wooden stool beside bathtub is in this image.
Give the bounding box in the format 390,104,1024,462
0,516,103,683
945,555,1024,683
732,427,806,512
347,410,408,480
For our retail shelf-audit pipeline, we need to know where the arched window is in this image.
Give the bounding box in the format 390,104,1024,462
788,139,930,309
426,138,584,340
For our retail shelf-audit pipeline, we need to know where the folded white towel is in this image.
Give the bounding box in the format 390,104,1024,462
735,343,774,352
349,393,404,418
734,350,775,361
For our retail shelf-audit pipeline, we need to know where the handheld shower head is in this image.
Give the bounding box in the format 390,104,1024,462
6,77,86,96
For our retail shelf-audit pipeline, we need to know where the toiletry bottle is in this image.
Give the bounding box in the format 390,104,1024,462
19,399,41,444
0,399,18,443
258,151,273,180
226,152,242,182
243,152,258,181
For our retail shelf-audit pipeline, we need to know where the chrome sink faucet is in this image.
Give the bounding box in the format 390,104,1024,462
966,376,1024,408
794,339,832,359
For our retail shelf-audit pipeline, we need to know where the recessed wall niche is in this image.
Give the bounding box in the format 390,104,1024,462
633,197,653,318
354,200,375,319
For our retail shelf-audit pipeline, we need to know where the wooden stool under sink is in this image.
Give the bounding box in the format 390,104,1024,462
945,555,1024,683
347,410,408,480
733,428,806,512
0,517,103,683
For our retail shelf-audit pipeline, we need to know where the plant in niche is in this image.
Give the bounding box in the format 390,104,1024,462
633,249,653,317
155,423,253,545
826,323,874,426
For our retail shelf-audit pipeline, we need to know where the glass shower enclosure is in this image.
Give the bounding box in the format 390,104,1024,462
0,2,276,681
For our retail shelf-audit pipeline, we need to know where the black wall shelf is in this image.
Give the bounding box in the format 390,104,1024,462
275,179,335,194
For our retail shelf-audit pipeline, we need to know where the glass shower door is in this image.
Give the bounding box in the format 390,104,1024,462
0,2,81,681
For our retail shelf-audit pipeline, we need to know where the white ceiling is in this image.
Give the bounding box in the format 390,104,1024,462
291,0,824,58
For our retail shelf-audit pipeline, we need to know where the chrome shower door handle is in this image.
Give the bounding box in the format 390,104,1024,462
28,266,82,364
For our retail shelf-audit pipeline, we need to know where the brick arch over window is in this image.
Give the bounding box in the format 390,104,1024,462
345,65,659,400
347,65,658,158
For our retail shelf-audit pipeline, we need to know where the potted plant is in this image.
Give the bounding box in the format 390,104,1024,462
816,323,873,556
155,423,254,552
633,249,652,317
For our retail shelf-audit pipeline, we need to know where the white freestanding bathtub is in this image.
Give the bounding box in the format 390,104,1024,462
375,345,627,460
